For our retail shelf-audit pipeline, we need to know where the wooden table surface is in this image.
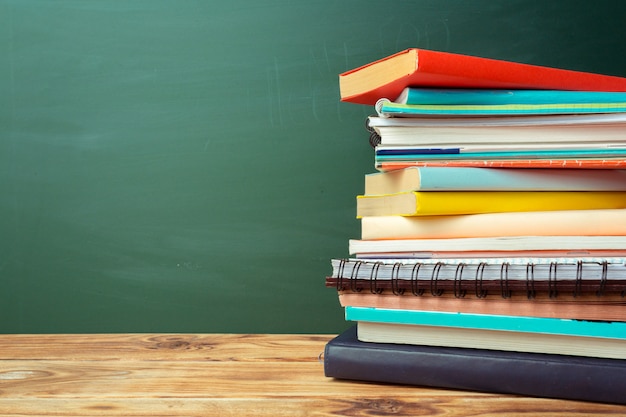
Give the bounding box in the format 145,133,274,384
0,333,625,416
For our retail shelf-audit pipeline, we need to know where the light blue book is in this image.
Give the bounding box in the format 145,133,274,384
363,166,626,193
345,306,626,340
377,99,626,117
374,148,626,161
395,87,626,105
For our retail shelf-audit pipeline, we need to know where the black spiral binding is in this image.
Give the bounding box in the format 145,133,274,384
336,259,346,291
369,262,384,295
348,260,364,293
365,116,381,147
474,262,488,298
549,262,559,299
500,262,511,299
391,263,405,296
410,263,424,296
334,259,626,298
454,263,467,298
430,262,444,297
574,261,584,298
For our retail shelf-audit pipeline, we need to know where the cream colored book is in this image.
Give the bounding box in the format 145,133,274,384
349,236,626,254
357,321,626,359
360,209,626,240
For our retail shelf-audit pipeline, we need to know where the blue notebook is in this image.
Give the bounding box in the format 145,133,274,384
345,306,626,339
377,98,626,117
395,88,626,105
346,307,626,359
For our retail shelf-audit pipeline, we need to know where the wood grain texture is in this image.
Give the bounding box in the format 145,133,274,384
0,334,625,416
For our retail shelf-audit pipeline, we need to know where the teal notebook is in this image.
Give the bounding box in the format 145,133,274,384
374,148,626,164
376,99,626,117
345,306,626,340
395,88,626,105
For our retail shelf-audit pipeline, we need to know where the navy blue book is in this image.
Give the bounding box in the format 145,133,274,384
324,326,626,405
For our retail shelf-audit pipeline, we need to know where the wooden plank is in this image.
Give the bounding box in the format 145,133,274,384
0,397,623,417
0,334,625,416
0,360,466,398
0,360,355,398
2,360,625,415
0,334,332,361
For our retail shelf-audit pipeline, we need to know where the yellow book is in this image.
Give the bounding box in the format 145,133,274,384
355,191,626,217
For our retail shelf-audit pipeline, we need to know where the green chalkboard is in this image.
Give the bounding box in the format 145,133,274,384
2,0,626,333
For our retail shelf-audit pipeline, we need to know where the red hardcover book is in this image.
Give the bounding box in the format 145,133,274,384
340,49,626,105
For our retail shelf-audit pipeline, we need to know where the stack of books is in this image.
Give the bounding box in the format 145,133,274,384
323,49,626,405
